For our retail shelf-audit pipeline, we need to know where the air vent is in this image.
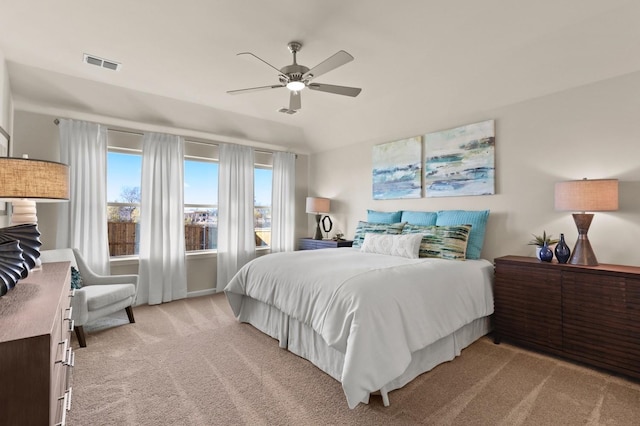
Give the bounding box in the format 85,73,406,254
83,53,121,71
278,108,297,115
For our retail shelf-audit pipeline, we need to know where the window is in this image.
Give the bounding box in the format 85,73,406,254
184,157,218,251
107,150,142,256
254,166,272,247
106,135,275,257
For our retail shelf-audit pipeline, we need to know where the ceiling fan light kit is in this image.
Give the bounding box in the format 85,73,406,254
228,41,361,113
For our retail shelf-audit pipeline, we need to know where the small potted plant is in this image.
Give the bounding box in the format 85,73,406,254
528,231,559,260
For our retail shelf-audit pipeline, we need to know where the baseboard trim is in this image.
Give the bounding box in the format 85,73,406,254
187,288,218,298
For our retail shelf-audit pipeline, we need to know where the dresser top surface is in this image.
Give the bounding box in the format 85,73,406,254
0,261,71,343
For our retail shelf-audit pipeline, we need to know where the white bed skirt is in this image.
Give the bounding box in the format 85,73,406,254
237,296,490,406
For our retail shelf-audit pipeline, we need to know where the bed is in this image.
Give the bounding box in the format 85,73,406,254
225,226,494,408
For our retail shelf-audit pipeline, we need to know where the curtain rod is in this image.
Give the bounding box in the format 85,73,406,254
53,118,288,154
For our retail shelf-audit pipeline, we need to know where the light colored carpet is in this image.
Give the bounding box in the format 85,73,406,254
68,294,640,425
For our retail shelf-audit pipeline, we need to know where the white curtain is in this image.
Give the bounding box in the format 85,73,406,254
216,143,255,292
270,152,296,252
137,132,187,305
57,119,110,274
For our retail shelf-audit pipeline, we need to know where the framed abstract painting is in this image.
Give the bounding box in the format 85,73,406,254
425,120,495,197
372,136,422,200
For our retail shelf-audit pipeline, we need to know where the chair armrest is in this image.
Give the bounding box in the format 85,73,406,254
82,273,138,288
70,288,89,326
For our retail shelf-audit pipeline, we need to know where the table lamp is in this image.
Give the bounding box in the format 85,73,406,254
0,155,70,272
305,197,330,240
554,178,618,266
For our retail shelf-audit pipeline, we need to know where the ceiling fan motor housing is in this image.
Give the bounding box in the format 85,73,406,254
279,64,310,85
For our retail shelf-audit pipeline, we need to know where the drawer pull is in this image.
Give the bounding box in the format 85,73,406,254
56,391,69,426
56,339,69,364
67,348,75,368
69,289,75,298
64,318,75,333
66,386,73,411
65,307,73,321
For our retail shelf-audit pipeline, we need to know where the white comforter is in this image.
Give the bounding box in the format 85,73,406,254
225,248,494,408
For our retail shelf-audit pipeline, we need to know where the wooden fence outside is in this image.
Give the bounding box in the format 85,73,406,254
108,222,270,256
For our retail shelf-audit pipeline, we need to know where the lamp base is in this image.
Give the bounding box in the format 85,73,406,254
569,213,598,266
314,214,323,240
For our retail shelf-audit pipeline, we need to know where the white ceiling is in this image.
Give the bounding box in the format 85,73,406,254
1,1,639,154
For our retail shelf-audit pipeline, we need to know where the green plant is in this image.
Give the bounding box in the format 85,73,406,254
528,231,559,247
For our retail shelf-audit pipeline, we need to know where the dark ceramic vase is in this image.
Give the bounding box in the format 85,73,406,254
554,233,571,264
539,242,553,262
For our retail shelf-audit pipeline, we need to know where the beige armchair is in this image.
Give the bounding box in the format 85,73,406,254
39,248,137,347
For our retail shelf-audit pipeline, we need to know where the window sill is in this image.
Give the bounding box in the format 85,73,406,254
109,247,270,264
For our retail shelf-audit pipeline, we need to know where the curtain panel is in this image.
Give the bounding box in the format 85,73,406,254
57,118,110,274
216,143,255,292
137,132,187,305
270,152,296,252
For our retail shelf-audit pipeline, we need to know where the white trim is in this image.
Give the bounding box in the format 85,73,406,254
187,288,218,298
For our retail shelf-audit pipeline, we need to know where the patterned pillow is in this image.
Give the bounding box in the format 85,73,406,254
402,224,472,260
360,233,423,259
436,210,489,260
70,266,83,289
352,221,406,248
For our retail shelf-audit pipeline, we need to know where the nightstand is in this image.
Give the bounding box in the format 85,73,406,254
298,238,354,250
494,255,640,381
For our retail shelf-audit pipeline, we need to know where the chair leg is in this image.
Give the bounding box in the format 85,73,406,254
75,326,87,348
125,305,135,323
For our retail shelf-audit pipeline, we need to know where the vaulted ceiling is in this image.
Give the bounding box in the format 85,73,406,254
2,1,639,154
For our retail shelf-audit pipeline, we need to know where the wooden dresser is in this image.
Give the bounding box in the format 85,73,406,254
494,255,640,380
0,261,74,425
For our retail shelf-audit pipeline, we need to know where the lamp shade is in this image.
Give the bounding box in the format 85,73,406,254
554,179,618,212
306,197,330,214
0,157,70,201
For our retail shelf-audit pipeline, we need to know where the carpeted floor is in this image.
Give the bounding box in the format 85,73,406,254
67,294,640,425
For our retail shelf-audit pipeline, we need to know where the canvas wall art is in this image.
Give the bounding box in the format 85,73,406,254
424,120,495,197
372,136,422,200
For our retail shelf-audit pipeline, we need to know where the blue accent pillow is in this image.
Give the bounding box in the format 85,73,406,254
70,266,83,289
366,210,402,224
436,210,490,260
400,211,437,226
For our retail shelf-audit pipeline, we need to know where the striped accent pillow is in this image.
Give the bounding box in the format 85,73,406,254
352,221,406,248
401,224,472,260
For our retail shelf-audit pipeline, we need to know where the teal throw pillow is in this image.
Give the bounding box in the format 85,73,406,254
366,210,402,224
400,211,438,226
71,266,83,290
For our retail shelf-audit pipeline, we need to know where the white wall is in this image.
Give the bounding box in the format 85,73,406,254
11,110,310,294
0,52,14,228
309,71,640,267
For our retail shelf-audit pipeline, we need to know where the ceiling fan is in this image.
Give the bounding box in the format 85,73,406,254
227,41,362,114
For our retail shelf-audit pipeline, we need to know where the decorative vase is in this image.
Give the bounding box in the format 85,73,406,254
538,242,553,262
554,233,571,264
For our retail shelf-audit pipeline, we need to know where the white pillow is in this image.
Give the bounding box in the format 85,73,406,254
360,233,422,259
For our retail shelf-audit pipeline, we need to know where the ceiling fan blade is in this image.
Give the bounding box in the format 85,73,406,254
237,52,287,79
307,83,362,97
302,50,354,81
227,85,285,95
289,91,301,111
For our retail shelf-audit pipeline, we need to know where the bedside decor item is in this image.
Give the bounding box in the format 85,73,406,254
306,197,330,240
555,178,618,266
527,230,559,260
0,155,70,271
538,242,553,262
425,120,495,197
0,223,42,272
372,137,422,200
0,240,26,296
554,233,571,264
